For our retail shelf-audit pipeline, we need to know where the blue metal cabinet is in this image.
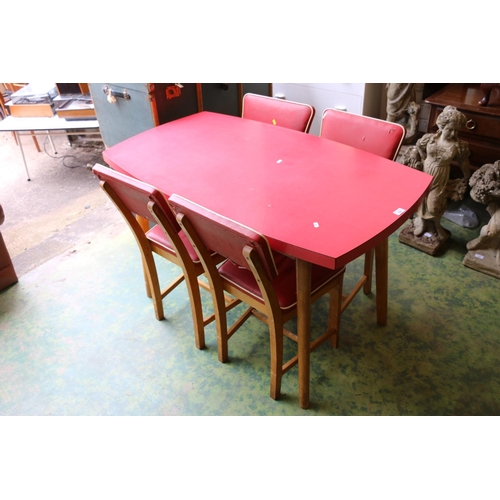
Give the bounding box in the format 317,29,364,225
90,83,271,147
89,83,200,147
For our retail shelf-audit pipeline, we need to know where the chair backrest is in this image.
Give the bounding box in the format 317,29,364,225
242,93,315,133
320,108,406,160
168,194,278,281
92,163,180,232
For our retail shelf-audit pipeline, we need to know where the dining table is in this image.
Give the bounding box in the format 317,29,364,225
102,110,433,408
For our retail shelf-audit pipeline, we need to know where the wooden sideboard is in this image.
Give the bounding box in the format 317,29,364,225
425,83,500,169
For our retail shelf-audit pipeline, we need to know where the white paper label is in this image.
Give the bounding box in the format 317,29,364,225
393,208,406,216
475,254,484,259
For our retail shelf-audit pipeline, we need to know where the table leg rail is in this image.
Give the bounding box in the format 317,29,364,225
341,274,368,314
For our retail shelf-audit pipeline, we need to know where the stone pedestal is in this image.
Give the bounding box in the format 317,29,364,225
398,220,451,256
463,249,500,279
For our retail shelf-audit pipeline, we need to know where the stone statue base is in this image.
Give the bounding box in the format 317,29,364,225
463,249,500,279
398,220,451,256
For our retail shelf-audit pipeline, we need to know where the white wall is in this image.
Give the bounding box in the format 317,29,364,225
271,83,383,136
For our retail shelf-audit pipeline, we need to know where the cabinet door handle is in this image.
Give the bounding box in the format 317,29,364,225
103,85,131,103
466,119,476,130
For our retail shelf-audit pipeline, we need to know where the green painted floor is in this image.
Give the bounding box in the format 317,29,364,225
1,206,500,416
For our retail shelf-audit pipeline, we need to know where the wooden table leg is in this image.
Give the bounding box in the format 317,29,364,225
297,258,312,409
375,237,388,326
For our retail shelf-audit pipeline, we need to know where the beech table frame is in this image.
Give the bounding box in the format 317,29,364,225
103,111,432,409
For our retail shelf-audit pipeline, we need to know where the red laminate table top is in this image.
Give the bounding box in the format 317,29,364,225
103,112,432,270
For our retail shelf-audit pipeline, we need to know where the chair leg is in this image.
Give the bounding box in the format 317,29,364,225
213,290,230,362
363,249,374,294
141,253,153,298
329,275,344,348
142,252,164,321
9,131,41,152
268,318,284,400
183,272,206,350
137,215,152,298
30,132,41,152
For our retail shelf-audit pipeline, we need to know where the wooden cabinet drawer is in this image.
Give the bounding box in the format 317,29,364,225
428,105,500,142
426,84,500,169
465,137,500,167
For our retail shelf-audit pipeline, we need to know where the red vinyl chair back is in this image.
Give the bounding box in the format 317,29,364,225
319,109,405,335
168,195,278,281
93,163,180,232
242,93,315,133
92,164,228,350
320,108,405,161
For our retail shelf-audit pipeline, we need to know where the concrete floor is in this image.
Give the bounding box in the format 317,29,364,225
0,130,121,277
2,124,500,420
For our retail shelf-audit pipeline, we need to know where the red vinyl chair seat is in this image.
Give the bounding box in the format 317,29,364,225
92,163,227,351
146,225,200,263
220,252,341,311
168,193,345,401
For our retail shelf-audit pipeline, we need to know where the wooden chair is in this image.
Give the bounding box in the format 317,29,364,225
168,194,346,400
0,203,18,291
320,108,405,336
92,164,234,350
242,93,315,133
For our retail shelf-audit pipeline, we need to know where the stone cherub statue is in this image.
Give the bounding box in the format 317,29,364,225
463,160,500,278
386,83,421,144
399,105,471,255
412,106,471,240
